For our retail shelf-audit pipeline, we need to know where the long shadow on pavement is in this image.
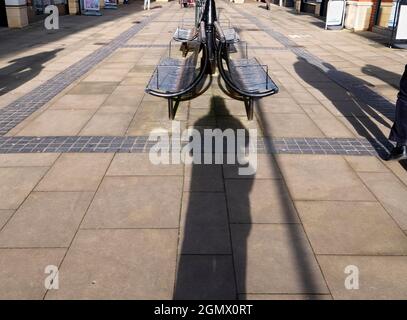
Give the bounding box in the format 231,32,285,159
174,96,253,299
0,48,62,96
294,57,394,157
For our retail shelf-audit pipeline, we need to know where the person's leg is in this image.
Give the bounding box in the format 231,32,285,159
388,98,407,160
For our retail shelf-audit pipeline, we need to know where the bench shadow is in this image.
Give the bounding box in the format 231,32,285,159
174,96,253,300
294,57,394,158
0,48,63,96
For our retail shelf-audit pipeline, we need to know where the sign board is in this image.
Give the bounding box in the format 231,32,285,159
389,0,407,47
105,0,117,9
84,0,99,11
396,4,407,40
325,0,346,30
388,0,398,27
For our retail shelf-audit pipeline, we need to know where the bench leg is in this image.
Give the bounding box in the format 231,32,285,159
168,99,175,120
244,98,254,121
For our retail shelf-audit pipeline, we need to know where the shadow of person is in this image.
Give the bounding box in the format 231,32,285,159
0,48,63,96
293,57,394,157
361,64,402,91
174,95,253,300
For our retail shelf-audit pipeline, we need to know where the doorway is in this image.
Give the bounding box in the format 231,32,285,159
0,0,7,27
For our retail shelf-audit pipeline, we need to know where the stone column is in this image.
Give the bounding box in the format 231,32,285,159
344,0,374,31
68,0,80,14
5,0,28,28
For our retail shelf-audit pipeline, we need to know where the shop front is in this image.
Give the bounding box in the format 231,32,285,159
297,0,328,16
0,0,7,26
27,0,68,23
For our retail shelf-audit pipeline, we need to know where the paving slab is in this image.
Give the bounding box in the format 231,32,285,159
174,255,236,300
0,248,66,299
260,113,325,138
231,224,329,294
0,154,59,167
50,94,109,110
36,154,113,192
0,210,14,229
358,172,407,230
277,155,375,201
79,112,134,136
0,167,48,209
345,156,389,173
296,201,407,255
179,192,231,254
0,192,93,248
16,109,96,136
318,256,407,300
107,153,183,176
223,154,282,179
82,176,183,229
226,179,299,224
46,229,178,299
184,164,224,192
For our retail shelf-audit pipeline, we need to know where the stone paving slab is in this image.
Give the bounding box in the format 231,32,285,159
0,192,93,248
82,176,183,229
318,256,407,300
46,229,178,300
0,166,49,210
231,224,329,294
296,201,407,255
0,248,66,299
35,153,113,192
277,154,376,201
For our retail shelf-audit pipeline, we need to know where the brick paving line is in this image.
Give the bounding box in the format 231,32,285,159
0,136,384,156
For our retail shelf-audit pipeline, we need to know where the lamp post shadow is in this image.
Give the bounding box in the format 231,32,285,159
294,57,395,158
173,95,253,300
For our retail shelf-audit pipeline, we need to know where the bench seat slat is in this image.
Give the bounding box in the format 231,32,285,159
146,54,198,93
229,58,278,93
173,27,197,41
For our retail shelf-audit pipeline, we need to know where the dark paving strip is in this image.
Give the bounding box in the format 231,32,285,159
0,136,384,156
227,3,396,120
0,9,166,136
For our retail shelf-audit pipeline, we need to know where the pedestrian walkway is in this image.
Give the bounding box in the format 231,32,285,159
0,0,407,300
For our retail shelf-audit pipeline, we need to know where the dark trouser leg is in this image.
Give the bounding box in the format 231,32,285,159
389,98,407,145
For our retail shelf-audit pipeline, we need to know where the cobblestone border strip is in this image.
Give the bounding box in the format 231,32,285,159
0,136,385,156
0,8,167,136
227,2,396,120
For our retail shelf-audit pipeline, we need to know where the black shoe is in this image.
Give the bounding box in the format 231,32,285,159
387,145,407,161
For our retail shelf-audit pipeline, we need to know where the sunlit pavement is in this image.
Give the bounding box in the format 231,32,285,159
0,0,407,300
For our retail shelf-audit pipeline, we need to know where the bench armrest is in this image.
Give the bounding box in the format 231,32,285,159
214,21,226,43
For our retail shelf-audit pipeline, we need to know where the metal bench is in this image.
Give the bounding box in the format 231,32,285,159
215,22,278,120
173,27,198,42
146,22,208,119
